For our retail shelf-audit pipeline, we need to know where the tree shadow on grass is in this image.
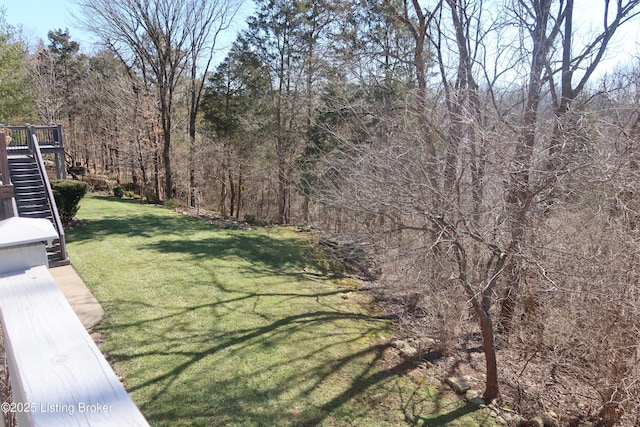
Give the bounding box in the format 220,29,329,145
105,302,396,425
140,234,312,273
69,197,490,425
416,402,480,426
69,200,219,242
68,210,317,275
103,291,487,426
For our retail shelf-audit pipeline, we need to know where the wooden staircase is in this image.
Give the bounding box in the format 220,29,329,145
8,154,68,266
1,125,69,267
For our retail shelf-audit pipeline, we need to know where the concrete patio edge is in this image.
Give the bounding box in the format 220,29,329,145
50,265,104,330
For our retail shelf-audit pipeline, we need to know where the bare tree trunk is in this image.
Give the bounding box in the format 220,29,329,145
499,0,557,333
453,239,506,402
478,309,499,401
302,195,310,223
235,169,242,219
154,147,160,201
276,105,287,224
229,168,236,218
189,132,196,207
220,165,227,217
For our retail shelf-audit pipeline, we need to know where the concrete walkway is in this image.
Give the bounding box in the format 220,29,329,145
50,265,104,330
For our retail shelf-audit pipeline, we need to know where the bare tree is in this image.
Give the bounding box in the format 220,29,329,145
241,0,316,224
499,0,640,332
309,85,516,401
308,0,640,409
185,0,243,207
77,0,241,200
383,0,443,203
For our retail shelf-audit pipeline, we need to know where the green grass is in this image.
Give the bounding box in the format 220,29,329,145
66,195,500,426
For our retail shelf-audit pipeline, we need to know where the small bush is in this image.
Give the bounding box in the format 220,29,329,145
164,198,179,210
124,191,140,199
84,176,110,192
244,213,258,225
113,185,124,198
51,180,90,225
122,181,136,192
147,189,160,204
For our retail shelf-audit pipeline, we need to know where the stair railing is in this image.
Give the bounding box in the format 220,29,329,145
0,132,18,220
28,129,67,262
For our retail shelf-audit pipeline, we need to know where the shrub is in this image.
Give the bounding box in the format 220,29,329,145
124,191,140,199
84,176,110,192
164,198,179,210
147,189,160,204
51,180,90,225
122,181,136,192
244,213,258,225
113,185,124,198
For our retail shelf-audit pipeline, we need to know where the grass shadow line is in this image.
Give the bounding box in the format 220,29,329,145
417,402,481,426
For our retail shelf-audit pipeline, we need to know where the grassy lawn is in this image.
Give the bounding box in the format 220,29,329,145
66,195,500,426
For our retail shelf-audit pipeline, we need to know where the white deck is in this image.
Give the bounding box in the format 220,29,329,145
0,266,149,426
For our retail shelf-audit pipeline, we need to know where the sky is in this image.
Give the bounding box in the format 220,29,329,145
3,0,98,48
2,0,639,75
2,0,254,56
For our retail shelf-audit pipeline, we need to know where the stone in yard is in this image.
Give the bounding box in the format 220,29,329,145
445,375,474,394
541,412,560,427
464,389,485,406
390,338,418,358
501,412,525,425
518,417,544,427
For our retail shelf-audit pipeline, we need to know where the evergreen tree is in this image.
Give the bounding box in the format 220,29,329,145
0,12,35,124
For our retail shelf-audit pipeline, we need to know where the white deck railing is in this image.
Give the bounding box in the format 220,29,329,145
0,217,149,426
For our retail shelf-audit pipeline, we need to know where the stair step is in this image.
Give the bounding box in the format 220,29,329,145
17,205,51,212
7,163,37,169
17,211,51,218
17,208,52,215
9,172,39,177
13,186,45,192
11,180,43,187
10,179,42,184
8,168,37,172
10,173,41,178
17,205,50,212
10,166,39,170
9,168,39,173
14,197,47,204
16,201,49,207
9,161,38,166
15,187,46,193
14,198,47,204
13,186,44,192
8,168,38,173
14,190,46,197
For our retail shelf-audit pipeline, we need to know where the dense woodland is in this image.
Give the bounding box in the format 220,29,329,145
2,0,640,424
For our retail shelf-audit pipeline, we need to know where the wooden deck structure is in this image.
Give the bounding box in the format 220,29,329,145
1,126,68,265
4,125,66,180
